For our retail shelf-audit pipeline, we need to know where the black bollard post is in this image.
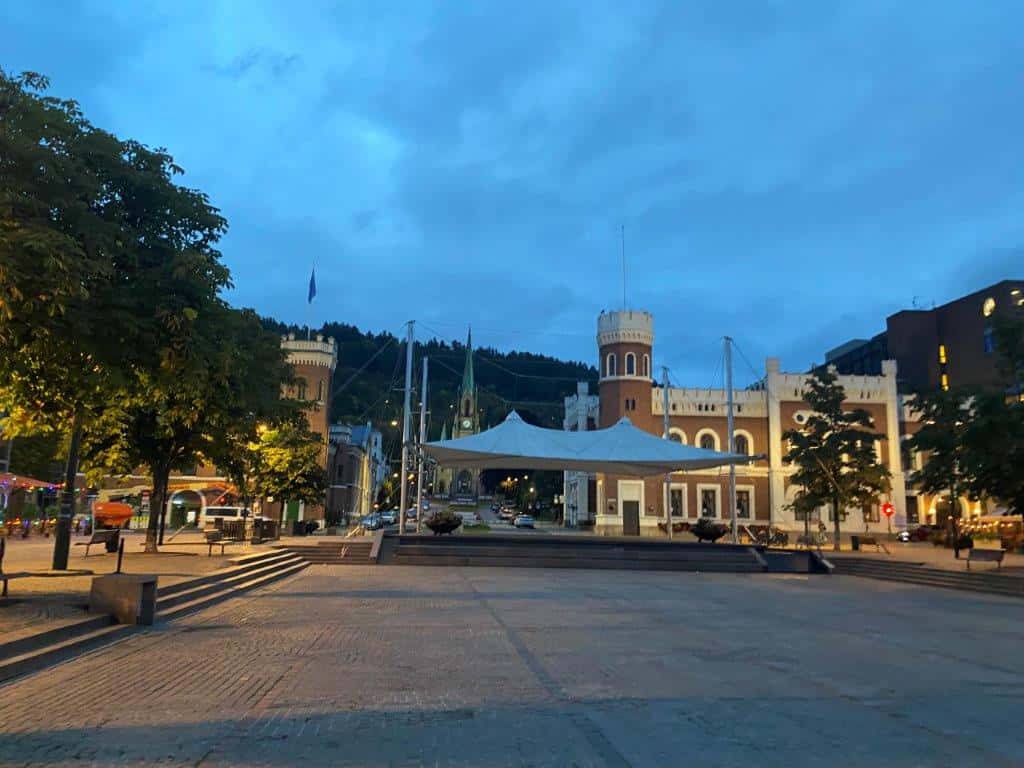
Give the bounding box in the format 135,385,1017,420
116,537,125,574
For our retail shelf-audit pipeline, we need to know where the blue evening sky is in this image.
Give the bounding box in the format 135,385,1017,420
5,2,1023,387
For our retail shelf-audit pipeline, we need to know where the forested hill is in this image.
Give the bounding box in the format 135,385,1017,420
262,319,599,444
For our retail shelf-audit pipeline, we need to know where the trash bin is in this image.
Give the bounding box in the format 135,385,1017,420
851,535,860,551
105,529,121,553
291,519,306,537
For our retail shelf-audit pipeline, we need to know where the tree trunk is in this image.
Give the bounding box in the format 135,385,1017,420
145,465,170,554
51,407,84,570
832,493,842,552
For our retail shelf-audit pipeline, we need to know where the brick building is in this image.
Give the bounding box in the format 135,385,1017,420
570,310,920,537
825,280,1024,393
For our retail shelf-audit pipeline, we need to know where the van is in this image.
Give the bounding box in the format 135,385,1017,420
200,506,253,528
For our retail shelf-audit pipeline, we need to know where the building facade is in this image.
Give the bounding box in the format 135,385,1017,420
824,280,1023,393
562,381,599,527
328,422,384,524
574,310,926,537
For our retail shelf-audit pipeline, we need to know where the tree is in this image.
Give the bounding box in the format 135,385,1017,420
905,389,976,556
963,392,1024,518
1,69,228,566
783,367,891,551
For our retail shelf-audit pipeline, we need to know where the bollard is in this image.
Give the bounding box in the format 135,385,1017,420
116,537,125,574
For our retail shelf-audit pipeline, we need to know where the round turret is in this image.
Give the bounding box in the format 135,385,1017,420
596,310,654,427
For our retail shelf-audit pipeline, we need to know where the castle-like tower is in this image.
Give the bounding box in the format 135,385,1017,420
597,310,654,428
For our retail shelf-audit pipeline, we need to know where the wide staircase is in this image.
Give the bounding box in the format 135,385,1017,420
0,549,307,683
156,548,307,620
833,556,1024,599
273,539,377,565
391,535,768,572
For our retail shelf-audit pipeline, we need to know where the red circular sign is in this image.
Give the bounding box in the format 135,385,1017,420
881,502,894,517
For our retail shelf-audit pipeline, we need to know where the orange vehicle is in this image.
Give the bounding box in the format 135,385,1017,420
92,501,134,528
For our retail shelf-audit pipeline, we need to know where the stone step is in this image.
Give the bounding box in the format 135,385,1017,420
156,554,306,611
834,560,1024,598
158,560,308,622
0,613,114,660
157,550,299,598
0,623,134,684
392,553,763,571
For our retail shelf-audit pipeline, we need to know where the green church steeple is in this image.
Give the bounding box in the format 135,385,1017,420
461,327,475,397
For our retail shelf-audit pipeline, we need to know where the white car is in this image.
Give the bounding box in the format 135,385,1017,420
513,514,535,529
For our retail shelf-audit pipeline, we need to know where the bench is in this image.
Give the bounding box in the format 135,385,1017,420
858,536,890,554
152,529,242,556
967,547,1005,570
74,529,120,556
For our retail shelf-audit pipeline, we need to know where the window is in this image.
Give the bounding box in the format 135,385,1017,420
733,434,749,455
668,428,686,443
736,490,751,519
982,297,995,317
941,373,949,391
317,380,325,401
864,504,880,523
625,352,636,376
297,380,307,400
698,430,717,451
827,503,848,522
938,344,947,364
670,487,684,518
463,399,471,417
642,354,650,378
699,487,719,518
624,398,637,412
606,353,617,377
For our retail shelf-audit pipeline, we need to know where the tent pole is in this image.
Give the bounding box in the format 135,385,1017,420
725,336,737,544
416,357,428,533
662,366,672,541
399,321,414,536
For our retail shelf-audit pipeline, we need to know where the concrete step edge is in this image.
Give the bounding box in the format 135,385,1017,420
157,551,300,597
157,562,308,622
0,613,114,661
0,624,134,684
156,556,305,610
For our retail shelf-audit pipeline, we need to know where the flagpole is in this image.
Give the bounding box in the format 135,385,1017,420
307,264,317,340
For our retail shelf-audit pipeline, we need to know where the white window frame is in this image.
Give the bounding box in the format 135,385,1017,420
642,354,650,378
695,428,720,452
606,353,617,378
669,481,687,518
732,429,754,455
696,483,721,519
668,427,687,444
735,484,755,520
625,352,636,376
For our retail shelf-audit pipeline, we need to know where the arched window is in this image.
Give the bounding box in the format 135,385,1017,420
642,354,650,378
734,434,749,455
625,353,636,376
297,380,307,401
668,428,686,444
606,353,617,377
317,380,325,402
463,399,471,417
696,429,719,451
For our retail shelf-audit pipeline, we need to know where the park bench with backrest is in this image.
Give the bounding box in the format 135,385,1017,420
74,529,121,556
858,536,890,554
152,529,243,557
966,547,1004,570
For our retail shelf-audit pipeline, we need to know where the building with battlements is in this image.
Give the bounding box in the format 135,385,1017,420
567,309,988,537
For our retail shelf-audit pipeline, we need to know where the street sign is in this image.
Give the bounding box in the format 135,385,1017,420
881,502,894,518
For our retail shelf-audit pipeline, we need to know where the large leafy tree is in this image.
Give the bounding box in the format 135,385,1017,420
1,69,228,565
783,367,891,550
963,392,1024,517
905,390,976,556
81,307,292,551
247,419,327,510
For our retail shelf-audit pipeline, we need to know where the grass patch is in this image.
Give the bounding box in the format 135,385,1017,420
462,523,491,532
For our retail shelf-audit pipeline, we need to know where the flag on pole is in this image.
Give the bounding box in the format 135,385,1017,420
307,267,317,304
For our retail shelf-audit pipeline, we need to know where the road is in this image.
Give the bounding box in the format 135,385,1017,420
1,565,1022,766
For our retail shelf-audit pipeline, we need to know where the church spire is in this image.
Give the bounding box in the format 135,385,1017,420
461,326,475,397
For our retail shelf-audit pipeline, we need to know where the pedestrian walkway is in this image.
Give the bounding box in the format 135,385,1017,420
829,540,1024,576
0,565,1021,766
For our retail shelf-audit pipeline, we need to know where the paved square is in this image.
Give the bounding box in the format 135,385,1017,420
1,566,1022,766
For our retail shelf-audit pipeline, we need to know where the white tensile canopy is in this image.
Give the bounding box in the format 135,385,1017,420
422,411,751,476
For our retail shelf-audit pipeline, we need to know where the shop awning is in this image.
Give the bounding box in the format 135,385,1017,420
422,411,751,476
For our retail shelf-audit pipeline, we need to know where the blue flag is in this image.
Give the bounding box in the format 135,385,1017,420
307,268,317,304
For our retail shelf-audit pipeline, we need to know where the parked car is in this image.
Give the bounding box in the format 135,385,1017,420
897,525,932,542
513,514,535,529
360,513,383,530
380,510,397,526
421,500,431,511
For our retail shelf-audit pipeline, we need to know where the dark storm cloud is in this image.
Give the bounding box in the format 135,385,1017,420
5,0,1024,385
